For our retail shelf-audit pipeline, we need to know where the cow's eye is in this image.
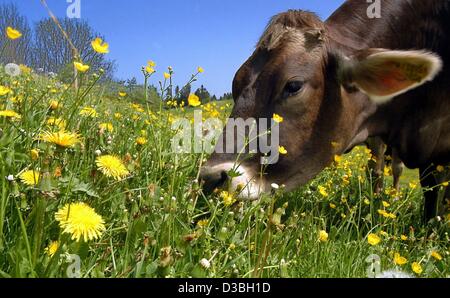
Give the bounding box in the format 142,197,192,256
284,81,304,95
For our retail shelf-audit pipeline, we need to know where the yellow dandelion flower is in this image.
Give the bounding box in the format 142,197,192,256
197,66,204,73
6,26,22,40
382,201,391,208
384,166,391,176
334,155,342,163
196,219,209,228
99,122,114,132
91,37,109,54
96,155,130,180
118,91,127,97
278,146,288,155
73,61,90,73
49,100,61,110
114,112,122,119
19,170,40,186
442,181,449,187
318,230,328,242
409,181,418,189
220,191,236,207
400,235,408,241
318,186,328,197
329,203,336,209
30,149,39,161
188,94,201,107
364,198,370,205
40,130,81,148
367,233,381,246
46,117,66,130
394,253,408,265
79,106,98,117
147,60,156,67
163,72,171,79
272,113,284,123
45,241,59,257
436,165,445,172
55,202,106,242
145,66,155,74
0,110,21,119
411,262,423,275
0,86,11,96
431,251,443,261
136,137,147,145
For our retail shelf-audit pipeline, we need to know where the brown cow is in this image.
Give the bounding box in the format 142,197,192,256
200,0,449,222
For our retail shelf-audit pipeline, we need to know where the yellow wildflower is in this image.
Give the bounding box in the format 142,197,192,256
40,130,81,148
45,241,59,257
272,113,283,123
431,251,443,261
99,123,114,133
436,165,445,172
136,137,148,145
55,202,106,242
394,253,408,265
220,191,236,207
96,155,130,180
30,149,39,161
318,230,328,242
188,94,201,107
19,170,40,186
367,233,381,246
73,61,90,73
0,110,21,119
318,186,328,197
197,66,204,73
0,86,11,96
6,26,22,39
411,262,423,275
278,146,288,155
163,72,171,79
91,37,109,54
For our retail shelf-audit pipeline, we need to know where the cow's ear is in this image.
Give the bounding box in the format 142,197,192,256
340,49,443,104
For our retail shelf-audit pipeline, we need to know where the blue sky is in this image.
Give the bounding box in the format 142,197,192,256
4,0,345,96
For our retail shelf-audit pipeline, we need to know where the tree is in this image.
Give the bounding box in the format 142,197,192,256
194,85,211,103
32,18,115,81
0,3,33,65
177,83,191,105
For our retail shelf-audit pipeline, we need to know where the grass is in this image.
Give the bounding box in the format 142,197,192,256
0,64,448,278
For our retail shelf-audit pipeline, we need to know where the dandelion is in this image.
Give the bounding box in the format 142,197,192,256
148,60,156,67
40,130,81,148
394,253,408,266
0,86,11,96
4,63,21,76
99,123,114,133
19,170,40,186
196,219,209,228
431,251,443,261
400,235,408,241
91,37,109,54
200,258,211,269
382,201,391,208
49,100,61,110
278,146,288,155
364,198,370,205
318,186,328,197
367,233,381,246
411,262,423,275
272,113,284,123
46,117,66,130
45,241,59,257
6,26,22,40
145,66,155,74
436,165,445,172
334,155,342,163
55,202,106,242
0,110,21,119
30,149,39,161
136,137,147,145
188,94,201,107
118,91,127,97
220,191,236,207
79,106,98,117
197,66,204,73
163,72,171,79
409,181,418,189
318,230,328,242
73,61,90,73
96,155,130,180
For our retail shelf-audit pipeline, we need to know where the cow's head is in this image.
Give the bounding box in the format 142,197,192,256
200,10,442,199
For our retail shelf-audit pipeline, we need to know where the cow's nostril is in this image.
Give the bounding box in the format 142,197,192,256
200,167,229,195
